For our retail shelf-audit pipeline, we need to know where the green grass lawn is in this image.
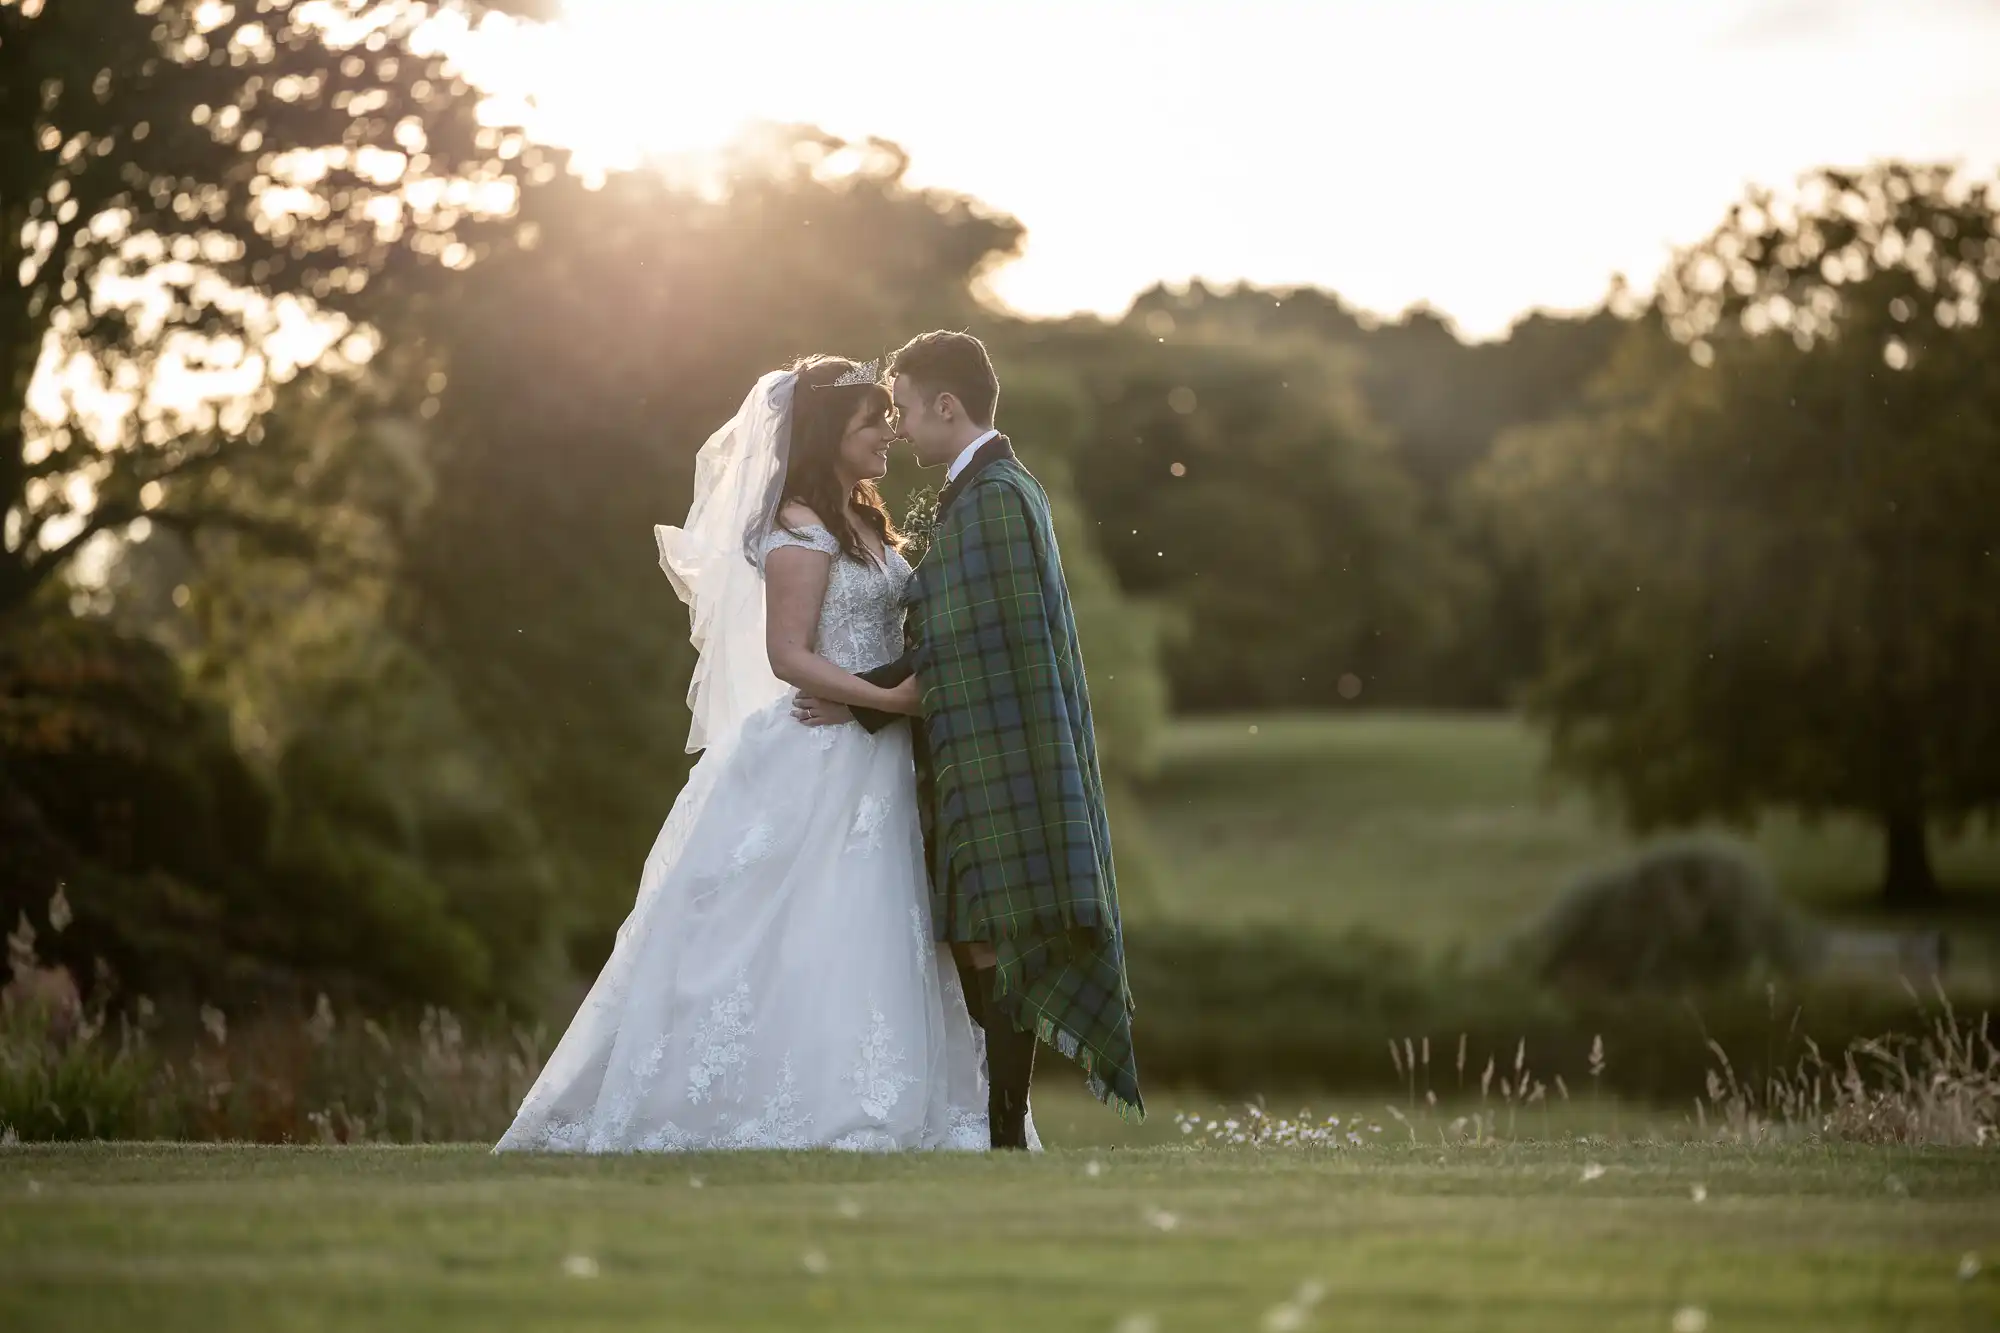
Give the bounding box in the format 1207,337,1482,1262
5,1133,1994,1333
6,714,1997,1331
1136,713,2000,971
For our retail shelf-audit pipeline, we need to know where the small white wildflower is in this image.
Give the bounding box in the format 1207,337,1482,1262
561,1255,600,1280
199,1003,227,1046
1689,1183,1708,1204
1959,1252,1982,1282
1671,1305,1709,1333
1115,1315,1159,1333
47,885,73,933
801,1248,830,1276
836,1199,862,1220
1145,1208,1180,1233
1085,1160,1105,1178
26,1179,43,1196
1179,1121,1195,1135
688,1175,705,1190
1580,1163,1607,1183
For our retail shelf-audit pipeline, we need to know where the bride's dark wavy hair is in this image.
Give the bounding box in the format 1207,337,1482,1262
779,355,901,565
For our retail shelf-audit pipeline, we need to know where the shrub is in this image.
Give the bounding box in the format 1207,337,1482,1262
1505,837,1817,992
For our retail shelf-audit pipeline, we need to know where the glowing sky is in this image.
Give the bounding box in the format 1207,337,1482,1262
449,0,2000,337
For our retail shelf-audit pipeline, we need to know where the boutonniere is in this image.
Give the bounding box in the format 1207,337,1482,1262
899,486,940,565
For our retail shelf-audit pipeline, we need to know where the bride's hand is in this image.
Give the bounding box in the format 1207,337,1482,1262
793,695,854,727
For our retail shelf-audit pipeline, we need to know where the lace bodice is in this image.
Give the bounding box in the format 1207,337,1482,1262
763,523,911,673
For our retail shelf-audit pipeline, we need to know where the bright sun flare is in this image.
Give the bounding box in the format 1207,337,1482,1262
453,4,761,175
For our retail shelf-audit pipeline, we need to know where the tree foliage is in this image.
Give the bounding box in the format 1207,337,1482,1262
2,0,540,618
1485,164,2000,902
1019,307,1477,709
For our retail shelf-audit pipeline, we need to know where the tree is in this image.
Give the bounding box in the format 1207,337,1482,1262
1022,310,1475,711
2,0,545,620
1483,164,2000,904
1118,281,1625,706
110,371,561,1009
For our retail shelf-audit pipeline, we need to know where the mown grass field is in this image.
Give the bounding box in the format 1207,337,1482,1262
1135,713,2000,971
9,712,1997,1332
5,1130,1995,1333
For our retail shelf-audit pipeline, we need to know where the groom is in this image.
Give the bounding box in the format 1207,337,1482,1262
810,331,1143,1147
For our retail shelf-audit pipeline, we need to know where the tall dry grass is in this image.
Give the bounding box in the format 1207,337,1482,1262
3,901,543,1144
1697,988,1997,1146
7,889,1995,1148
1175,995,1997,1150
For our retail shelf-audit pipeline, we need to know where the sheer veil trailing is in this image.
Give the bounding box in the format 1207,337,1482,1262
653,369,798,755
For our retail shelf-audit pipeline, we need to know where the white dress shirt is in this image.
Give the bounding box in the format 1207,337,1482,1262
944,429,1000,485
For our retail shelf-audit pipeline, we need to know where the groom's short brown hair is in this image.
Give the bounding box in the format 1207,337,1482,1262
888,331,999,428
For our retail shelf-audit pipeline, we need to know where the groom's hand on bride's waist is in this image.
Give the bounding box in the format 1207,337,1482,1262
848,655,917,734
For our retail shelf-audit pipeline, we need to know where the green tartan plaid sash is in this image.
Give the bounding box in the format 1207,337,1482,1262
908,455,1143,1120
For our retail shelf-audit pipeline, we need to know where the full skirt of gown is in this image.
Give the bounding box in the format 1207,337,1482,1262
495,701,1027,1152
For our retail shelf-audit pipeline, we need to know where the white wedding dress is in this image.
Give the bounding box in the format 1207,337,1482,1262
496,520,1028,1152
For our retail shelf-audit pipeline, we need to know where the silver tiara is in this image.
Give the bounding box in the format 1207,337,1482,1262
819,358,880,389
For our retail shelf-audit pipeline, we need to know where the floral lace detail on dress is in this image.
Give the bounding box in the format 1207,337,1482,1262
732,822,774,873
687,977,754,1104
589,1033,673,1148
944,1107,990,1151
846,1003,918,1120
761,522,910,673
724,1054,814,1149
849,795,889,855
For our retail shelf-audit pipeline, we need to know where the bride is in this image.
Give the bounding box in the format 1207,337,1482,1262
496,355,1024,1152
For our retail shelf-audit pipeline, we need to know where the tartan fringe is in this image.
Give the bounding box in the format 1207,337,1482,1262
1035,1015,1146,1124
990,934,1145,1123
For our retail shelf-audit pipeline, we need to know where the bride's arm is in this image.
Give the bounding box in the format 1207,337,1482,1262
764,544,915,713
